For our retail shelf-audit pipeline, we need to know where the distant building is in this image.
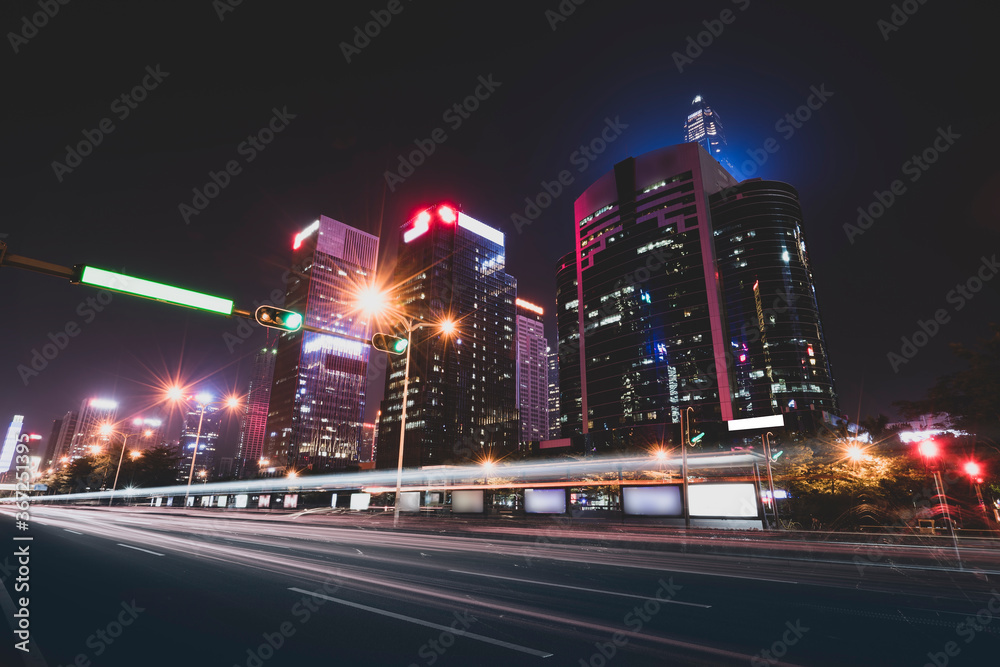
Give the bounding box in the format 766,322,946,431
236,346,277,478
50,411,78,463
178,404,220,482
358,422,376,462
266,216,379,473
547,346,561,440
376,204,518,468
123,416,166,450
69,398,118,459
684,95,726,156
516,299,548,445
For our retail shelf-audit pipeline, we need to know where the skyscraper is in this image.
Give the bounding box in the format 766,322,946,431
547,346,561,440
683,95,726,156
555,250,581,437
178,405,220,482
49,410,77,463
235,346,277,478
710,180,838,418
515,299,548,445
266,216,379,473
69,398,117,458
558,143,837,442
376,204,518,469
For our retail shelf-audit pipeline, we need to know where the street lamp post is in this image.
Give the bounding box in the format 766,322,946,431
167,389,241,506
108,429,151,506
680,407,693,529
763,431,778,529
394,322,414,528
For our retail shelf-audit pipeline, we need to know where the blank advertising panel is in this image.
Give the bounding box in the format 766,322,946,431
688,483,758,517
452,490,484,513
525,488,566,514
350,493,371,510
398,491,420,512
623,486,683,516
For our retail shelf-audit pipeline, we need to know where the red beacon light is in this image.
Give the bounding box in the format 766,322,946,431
438,205,456,223
964,461,982,477
917,440,939,458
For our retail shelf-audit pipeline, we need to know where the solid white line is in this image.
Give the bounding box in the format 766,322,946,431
64,529,83,535
117,543,164,556
447,570,712,608
288,588,553,658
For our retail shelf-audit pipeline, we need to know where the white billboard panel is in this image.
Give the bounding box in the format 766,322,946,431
525,488,566,514
727,415,784,432
688,483,758,517
398,491,420,512
350,493,371,510
452,490,484,513
623,486,682,516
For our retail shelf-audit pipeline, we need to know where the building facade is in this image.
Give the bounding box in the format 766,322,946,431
236,346,277,478
547,346,561,440
710,179,838,418
515,299,548,445
557,143,837,443
376,204,518,469
266,216,379,473
178,404,220,482
69,398,118,459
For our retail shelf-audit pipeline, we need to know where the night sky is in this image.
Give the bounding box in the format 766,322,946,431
2,0,998,457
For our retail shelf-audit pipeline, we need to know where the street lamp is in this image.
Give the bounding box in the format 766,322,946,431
371,315,457,528
964,460,989,523
679,407,694,529
108,427,153,506
763,431,778,529
168,389,243,505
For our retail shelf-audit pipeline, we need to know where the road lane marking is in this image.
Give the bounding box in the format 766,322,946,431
287,587,553,658
117,543,164,556
64,529,82,535
447,570,711,608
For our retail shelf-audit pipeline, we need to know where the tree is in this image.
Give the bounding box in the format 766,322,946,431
895,323,1000,440
131,444,183,488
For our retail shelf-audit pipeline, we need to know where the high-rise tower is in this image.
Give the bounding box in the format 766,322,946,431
515,299,548,445
558,143,838,443
236,346,277,478
376,204,518,469
683,95,726,156
266,216,379,473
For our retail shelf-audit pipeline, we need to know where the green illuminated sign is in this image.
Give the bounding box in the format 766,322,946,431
78,266,234,315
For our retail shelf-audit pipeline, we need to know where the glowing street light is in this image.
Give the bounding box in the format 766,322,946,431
964,461,982,477
378,315,460,527
168,390,243,503
846,444,866,463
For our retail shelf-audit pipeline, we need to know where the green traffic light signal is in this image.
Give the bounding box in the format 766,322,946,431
254,306,303,332
690,432,705,443
372,332,408,355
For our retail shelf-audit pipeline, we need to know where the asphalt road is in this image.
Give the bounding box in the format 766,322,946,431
1,506,999,666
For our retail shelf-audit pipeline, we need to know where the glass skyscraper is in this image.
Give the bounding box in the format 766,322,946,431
683,95,726,156
710,180,838,418
235,346,277,478
557,143,837,441
376,204,518,469
266,216,379,473
515,299,548,445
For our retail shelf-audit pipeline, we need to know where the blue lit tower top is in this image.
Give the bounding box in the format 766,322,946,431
684,95,727,156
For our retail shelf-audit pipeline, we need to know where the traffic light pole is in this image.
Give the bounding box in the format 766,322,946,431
393,323,414,528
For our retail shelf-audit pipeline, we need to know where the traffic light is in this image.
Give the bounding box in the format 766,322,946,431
371,332,408,355
254,306,303,332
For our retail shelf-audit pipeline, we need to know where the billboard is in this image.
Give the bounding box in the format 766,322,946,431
525,488,566,514
452,490,484,513
623,486,683,516
350,492,371,510
688,483,758,517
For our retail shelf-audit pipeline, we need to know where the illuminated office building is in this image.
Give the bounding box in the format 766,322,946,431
266,216,379,473
236,346,276,478
69,398,118,458
178,404,220,481
376,204,518,469
557,143,838,441
683,95,726,156
515,299,548,445
547,346,561,440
